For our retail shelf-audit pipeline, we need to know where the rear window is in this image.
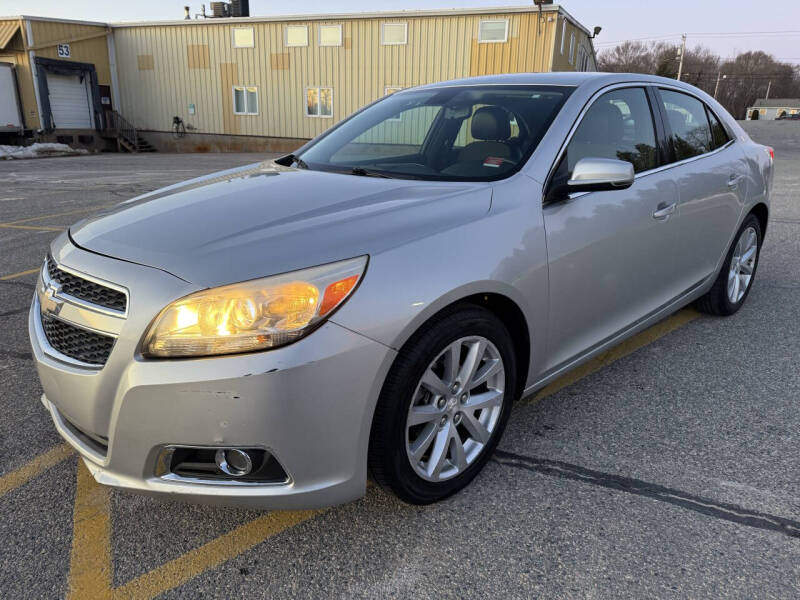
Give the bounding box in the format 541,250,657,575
659,89,713,161
295,85,573,181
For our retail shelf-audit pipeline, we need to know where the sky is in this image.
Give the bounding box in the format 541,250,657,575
4,0,799,64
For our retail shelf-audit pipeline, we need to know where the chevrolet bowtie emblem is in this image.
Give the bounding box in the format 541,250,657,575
40,280,64,316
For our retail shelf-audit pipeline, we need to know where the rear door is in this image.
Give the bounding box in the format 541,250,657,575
654,88,747,289
542,86,683,372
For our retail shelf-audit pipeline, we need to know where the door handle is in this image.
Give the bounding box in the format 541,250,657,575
728,174,744,189
653,202,676,220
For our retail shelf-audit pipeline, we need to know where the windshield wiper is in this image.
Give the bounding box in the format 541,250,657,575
350,167,394,179
283,153,309,169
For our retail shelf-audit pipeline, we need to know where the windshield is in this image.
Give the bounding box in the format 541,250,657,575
293,85,573,181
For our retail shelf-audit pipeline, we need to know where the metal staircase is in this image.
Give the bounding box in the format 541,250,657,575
108,110,156,153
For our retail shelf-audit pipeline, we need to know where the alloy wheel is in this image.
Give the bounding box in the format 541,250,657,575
728,226,758,304
405,336,505,482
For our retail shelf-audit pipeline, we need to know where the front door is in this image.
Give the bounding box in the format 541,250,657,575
542,86,683,373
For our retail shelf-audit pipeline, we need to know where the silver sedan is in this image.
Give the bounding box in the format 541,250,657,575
29,73,773,508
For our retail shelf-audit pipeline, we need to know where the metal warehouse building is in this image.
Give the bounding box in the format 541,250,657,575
0,6,597,152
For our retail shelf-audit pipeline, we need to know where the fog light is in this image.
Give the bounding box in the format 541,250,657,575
215,448,253,477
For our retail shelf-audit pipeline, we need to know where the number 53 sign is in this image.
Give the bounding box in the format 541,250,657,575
57,44,70,57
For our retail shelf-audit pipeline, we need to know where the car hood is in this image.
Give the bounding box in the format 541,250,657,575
69,160,492,287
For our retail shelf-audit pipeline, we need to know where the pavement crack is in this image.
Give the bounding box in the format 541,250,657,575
492,449,800,540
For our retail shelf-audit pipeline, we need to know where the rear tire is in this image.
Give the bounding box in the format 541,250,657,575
695,214,762,316
368,305,518,505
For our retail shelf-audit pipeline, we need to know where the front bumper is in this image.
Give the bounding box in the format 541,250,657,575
29,239,395,509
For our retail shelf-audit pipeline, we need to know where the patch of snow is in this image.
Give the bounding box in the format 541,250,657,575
0,143,90,160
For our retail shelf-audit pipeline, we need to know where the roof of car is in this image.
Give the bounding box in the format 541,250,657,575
415,71,699,91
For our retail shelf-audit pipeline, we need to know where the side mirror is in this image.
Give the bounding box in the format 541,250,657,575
546,158,635,203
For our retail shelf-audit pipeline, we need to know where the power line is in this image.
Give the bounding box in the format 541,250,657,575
596,30,800,46
689,30,800,37
595,35,682,46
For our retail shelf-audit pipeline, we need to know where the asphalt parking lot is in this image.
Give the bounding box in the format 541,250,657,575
1,126,799,599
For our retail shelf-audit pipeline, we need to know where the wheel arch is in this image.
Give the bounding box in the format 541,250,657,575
391,288,532,399
461,293,530,397
749,202,769,237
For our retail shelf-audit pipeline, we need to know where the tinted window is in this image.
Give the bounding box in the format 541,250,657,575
297,86,572,181
706,108,730,150
660,89,712,160
562,87,658,176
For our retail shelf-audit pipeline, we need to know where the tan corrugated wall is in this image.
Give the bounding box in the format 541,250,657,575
111,11,591,139
551,16,594,72
30,20,112,84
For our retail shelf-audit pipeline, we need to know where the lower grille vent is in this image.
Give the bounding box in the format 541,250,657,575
42,315,115,366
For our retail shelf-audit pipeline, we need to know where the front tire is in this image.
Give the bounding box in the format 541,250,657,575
695,213,762,316
368,305,518,505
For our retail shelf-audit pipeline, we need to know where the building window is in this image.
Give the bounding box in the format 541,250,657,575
560,19,566,54
232,27,254,48
478,20,508,43
285,25,308,47
580,48,592,71
576,47,585,71
569,33,575,65
381,23,407,45
306,87,333,118
319,24,342,46
233,86,258,115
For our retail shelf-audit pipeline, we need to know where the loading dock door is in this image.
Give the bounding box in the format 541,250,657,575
46,72,93,129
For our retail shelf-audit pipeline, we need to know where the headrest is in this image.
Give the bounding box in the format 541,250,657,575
667,109,687,136
471,106,511,141
576,101,624,144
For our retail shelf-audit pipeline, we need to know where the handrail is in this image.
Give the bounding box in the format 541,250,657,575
109,110,138,148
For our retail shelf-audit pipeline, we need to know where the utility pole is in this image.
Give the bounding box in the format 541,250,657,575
676,34,687,81
713,72,726,99
765,80,772,100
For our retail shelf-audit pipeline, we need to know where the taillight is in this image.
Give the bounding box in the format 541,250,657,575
766,146,774,161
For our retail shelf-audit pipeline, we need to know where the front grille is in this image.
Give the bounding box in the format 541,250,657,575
42,315,115,366
46,256,127,312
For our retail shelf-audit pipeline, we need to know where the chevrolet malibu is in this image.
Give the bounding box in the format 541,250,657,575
30,73,772,508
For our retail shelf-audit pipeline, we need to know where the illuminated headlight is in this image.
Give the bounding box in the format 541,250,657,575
142,256,367,358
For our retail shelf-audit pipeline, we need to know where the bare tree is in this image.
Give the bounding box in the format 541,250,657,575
598,43,800,119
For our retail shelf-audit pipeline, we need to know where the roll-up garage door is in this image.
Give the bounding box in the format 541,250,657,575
47,72,93,129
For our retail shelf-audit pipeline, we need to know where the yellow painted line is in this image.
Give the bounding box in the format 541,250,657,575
0,224,64,231
521,307,700,406
0,442,74,497
68,461,113,600
67,454,323,599
1,204,112,226
112,508,323,599
0,267,39,281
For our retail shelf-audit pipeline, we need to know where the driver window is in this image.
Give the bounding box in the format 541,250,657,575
561,87,658,178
